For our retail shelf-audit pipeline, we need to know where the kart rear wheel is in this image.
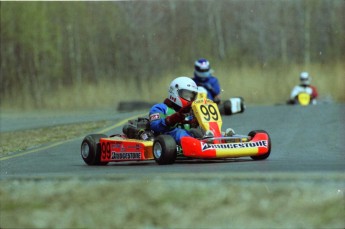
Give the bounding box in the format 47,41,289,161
81,134,109,166
249,130,271,160
153,135,177,165
240,97,245,113
223,100,232,115
224,97,245,115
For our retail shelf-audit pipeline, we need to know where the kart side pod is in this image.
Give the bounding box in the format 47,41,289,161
180,130,271,160
81,134,154,166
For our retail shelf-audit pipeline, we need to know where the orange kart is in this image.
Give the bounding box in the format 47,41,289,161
81,98,271,165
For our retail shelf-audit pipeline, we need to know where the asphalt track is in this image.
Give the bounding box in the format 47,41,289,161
1,103,344,178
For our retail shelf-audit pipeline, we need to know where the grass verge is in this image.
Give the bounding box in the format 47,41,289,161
0,120,114,157
1,174,344,228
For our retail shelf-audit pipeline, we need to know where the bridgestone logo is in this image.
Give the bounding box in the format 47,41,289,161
111,152,141,160
202,140,267,151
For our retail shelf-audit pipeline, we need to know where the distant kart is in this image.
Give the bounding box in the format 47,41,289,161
287,92,315,106
197,86,245,115
81,97,271,165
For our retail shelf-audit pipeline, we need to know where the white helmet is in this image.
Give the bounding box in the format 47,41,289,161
168,76,198,108
300,72,311,85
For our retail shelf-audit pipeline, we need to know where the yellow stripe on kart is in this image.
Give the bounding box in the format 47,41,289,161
215,147,259,158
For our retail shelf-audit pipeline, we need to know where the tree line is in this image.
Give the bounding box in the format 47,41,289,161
1,0,344,107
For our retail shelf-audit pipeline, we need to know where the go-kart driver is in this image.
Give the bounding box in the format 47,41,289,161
149,77,199,144
192,58,221,104
149,76,235,145
288,71,318,104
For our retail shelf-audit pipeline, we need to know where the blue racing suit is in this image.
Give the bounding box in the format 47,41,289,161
149,101,192,144
193,74,221,101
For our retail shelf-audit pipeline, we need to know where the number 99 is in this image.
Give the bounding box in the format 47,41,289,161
200,104,218,121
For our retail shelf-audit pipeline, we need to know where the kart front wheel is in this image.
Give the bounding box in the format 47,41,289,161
81,134,108,166
153,135,177,165
249,130,271,160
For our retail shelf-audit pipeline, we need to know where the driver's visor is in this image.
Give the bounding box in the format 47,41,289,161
301,79,310,85
178,89,197,102
195,66,209,73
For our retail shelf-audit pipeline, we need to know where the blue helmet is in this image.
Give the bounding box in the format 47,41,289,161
194,58,211,78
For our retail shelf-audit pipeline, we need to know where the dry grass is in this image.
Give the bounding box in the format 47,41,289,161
1,174,344,229
1,63,344,111
216,61,345,105
0,120,113,157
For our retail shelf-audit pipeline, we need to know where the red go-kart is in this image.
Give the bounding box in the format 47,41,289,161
81,97,271,165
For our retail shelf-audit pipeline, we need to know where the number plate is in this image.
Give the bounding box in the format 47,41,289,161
192,99,222,134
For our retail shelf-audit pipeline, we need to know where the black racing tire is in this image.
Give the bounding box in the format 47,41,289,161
153,135,177,165
249,130,271,160
223,100,232,115
81,134,109,166
240,97,245,113
189,127,204,139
